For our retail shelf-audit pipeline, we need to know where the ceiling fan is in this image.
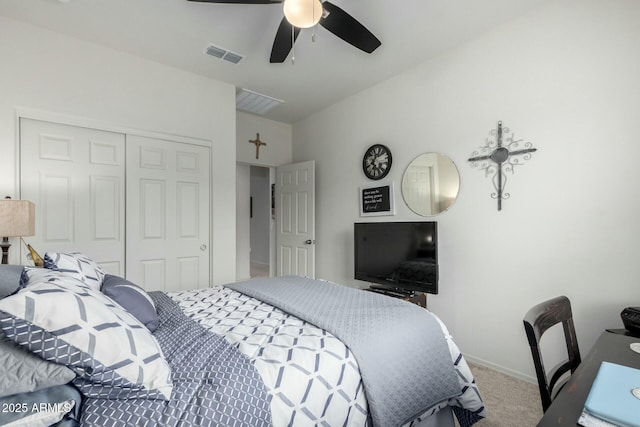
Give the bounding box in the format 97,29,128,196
187,0,381,63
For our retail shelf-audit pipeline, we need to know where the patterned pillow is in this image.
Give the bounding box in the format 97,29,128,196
101,274,159,332
20,266,66,289
44,252,105,291
0,271,172,400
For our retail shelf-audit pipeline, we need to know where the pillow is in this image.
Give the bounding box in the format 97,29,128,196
19,266,69,289
19,267,95,292
0,334,75,397
0,384,81,427
0,265,23,299
43,252,105,291
0,273,172,400
101,274,159,332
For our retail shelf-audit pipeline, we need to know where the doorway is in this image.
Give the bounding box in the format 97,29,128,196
249,166,272,278
236,164,274,281
236,160,316,281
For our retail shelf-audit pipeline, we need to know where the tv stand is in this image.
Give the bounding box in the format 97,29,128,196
368,284,414,297
365,286,427,308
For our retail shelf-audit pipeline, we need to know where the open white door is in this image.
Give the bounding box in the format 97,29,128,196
276,160,315,278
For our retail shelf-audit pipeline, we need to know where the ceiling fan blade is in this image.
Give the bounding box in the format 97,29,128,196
319,1,381,54
270,17,301,63
187,0,281,4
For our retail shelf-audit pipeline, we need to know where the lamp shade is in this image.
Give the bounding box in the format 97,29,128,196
0,199,35,237
283,0,323,29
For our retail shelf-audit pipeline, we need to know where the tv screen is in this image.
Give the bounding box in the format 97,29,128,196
354,221,438,294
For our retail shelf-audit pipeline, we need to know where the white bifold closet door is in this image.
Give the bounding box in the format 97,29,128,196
20,118,126,275
19,119,210,291
125,135,210,292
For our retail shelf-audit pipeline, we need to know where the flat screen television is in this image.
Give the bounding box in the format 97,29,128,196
354,221,438,294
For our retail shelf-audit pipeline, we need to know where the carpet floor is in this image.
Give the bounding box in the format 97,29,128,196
467,362,543,427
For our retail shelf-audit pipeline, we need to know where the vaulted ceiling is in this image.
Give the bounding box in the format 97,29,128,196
0,0,552,123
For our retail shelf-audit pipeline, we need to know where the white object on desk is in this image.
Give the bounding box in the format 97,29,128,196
630,343,640,354
578,410,619,427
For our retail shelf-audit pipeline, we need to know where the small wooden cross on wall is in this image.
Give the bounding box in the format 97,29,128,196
249,133,267,159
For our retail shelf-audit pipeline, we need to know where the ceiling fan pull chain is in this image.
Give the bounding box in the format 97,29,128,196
312,0,316,42
291,25,295,64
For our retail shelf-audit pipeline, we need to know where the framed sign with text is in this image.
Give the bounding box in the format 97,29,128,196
359,182,395,217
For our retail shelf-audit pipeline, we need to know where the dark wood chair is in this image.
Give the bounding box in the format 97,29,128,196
523,295,581,412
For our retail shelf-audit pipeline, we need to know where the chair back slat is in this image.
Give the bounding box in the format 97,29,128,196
523,295,581,412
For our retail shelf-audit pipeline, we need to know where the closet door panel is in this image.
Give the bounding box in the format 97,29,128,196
126,135,210,291
20,119,126,275
41,174,74,243
92,175,121,241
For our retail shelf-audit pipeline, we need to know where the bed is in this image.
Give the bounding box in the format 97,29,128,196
0,252,486,427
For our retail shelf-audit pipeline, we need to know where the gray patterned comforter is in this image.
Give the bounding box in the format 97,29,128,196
80,293,272,427
171,286,369,427
227,276,460,427
81,278,486,427
171,279,486,427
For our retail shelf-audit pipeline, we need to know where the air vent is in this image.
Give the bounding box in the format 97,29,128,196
236,88,284,116
204,43,244,65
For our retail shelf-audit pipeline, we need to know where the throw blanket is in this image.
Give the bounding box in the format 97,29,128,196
227,276,460,427
81,293,272,427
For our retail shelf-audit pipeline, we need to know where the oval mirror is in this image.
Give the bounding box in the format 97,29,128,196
401,153,460,216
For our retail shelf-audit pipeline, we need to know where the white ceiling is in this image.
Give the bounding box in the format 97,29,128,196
0,0,552,124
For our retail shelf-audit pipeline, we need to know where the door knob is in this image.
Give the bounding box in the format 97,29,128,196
304,239,316,245
200,244,207,251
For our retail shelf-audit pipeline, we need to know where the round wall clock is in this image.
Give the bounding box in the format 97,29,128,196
362,144,392,180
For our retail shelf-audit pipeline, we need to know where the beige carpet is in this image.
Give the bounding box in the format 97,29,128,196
467,362,543,427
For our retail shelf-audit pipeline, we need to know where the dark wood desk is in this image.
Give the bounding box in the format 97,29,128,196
537,330,640,426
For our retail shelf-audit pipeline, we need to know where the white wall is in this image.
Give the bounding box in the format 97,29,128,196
237,111,292,167
0,17,238,285
292,0,640,381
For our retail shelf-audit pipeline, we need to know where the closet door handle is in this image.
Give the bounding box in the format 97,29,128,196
200,244,207,251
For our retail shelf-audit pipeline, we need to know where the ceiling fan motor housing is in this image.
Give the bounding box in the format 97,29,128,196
283,0,323,28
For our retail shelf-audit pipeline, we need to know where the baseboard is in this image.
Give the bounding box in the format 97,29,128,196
250,261,269,267
464,354,537,385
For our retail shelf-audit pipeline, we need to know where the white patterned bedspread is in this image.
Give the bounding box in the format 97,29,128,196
169,286,485,426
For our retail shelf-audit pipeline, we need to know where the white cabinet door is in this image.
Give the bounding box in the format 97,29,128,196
275,160,315,278
20,118,126,275
126,135,210,291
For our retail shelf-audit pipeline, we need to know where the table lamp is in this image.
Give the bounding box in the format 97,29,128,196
0,198,35,264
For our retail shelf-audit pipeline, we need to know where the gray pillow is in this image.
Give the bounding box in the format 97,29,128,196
0,334,75,397
0,265,24,299
101,274,159,332
0,383,81,426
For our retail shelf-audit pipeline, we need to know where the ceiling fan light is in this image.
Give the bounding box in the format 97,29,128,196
283,0,322,29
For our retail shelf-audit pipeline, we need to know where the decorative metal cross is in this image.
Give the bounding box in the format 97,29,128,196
468,121,537,211
249,133,267,159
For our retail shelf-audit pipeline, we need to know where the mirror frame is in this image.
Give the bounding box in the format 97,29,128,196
401,152,460,217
